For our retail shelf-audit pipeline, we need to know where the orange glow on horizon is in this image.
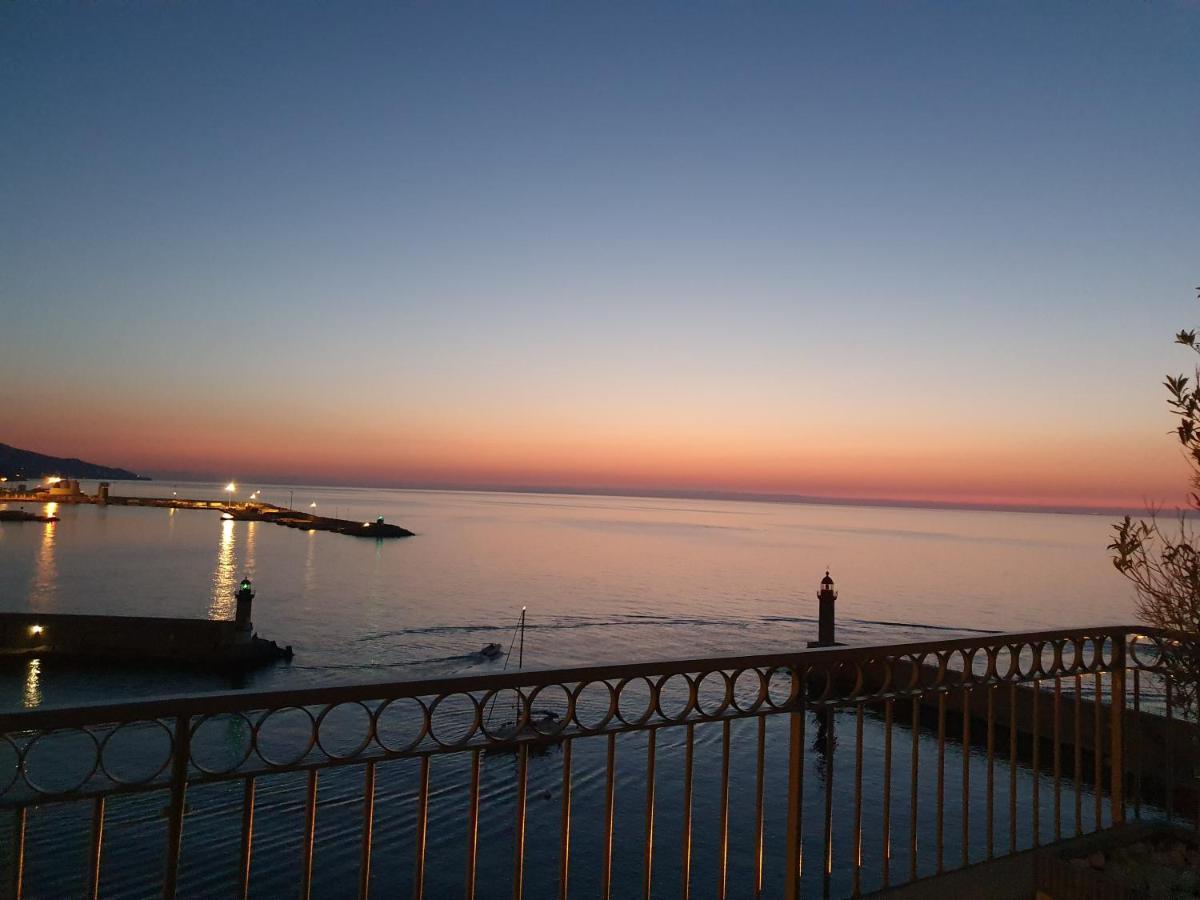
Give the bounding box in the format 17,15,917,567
11,446,1183,512
8,397,1190,512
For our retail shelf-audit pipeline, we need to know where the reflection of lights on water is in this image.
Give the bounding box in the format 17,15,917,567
303,527,318,594
210,519,236,620
244,521,257,579
32,515,57,603
44,502,58,517
24,658,42,708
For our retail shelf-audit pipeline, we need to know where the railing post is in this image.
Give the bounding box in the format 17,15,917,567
784,665,805,900
1109,632,1126,826
163,713,191,899
11,807,26,900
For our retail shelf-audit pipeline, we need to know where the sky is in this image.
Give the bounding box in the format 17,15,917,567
2,1,1198,509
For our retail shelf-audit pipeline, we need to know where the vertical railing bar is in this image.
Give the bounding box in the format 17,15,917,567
1053,678,1062,842
601,733,616,900
882,698,893,888
823,708,834,900
239,776,256,900
300,769,318,900
986,685,994,861
1166,679,1175,824
1080,672,1089,835
1109,635,1125,827
852,703,863,897
413,755,430,900
12,807,26,900
465,748,481,900
1032,681,1040,848
784,680,806,900
1093,671,1102,831
754,716,766,899
88,795,105,900
961,687,970,869
909,695,919,884
513,743,529,900
718,719,731,900
643,730,656,900
358,763,374,900
163,713,191,900
1133,668,1142,821
560,737,573,900
682,721,695,900
936,692,945,875
1008,682,1017,855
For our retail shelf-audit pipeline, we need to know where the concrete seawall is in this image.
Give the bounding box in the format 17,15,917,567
0,612,291,667
0,491,414,537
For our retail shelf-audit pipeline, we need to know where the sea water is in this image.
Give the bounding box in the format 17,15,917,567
0,485,1141,897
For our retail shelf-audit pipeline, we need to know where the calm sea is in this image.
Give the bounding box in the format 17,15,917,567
0,484,1140,897
0,482,1133,709
0,487,1132,710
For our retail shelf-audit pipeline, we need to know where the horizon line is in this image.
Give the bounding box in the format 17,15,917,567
133,471,1182,519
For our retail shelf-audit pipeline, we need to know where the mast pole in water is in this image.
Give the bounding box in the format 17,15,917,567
518,606,526,670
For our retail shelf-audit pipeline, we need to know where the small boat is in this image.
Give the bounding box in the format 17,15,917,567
484,609,567,752
480,642,504,659
0,509,59,523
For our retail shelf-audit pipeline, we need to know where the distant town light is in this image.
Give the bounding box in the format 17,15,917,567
309,501,317,508
45,476,61,485
30,625,43,636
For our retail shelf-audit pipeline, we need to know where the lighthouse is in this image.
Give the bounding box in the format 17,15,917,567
235,577,255,636
811,570,838,648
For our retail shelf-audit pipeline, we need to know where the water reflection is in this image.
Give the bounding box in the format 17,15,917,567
245,521,257,579
303,529,318,596
29,514,58,606
210,519,236,620
813,708,837,782
23,658,41,708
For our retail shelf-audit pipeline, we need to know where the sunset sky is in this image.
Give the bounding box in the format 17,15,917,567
2,2,1198,509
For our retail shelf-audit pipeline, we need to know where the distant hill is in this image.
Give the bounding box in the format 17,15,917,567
0,442,146,481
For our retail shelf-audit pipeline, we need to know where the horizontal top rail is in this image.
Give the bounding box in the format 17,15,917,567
0,623,1157,732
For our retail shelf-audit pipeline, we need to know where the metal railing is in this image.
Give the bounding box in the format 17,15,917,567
1,625,1196,898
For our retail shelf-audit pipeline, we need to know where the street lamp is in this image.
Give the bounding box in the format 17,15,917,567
225,482,236,507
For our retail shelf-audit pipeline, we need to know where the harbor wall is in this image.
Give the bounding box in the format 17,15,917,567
0,612,286,665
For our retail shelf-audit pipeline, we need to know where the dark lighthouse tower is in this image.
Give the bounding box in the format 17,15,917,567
810,570,838,648
235,577,255,635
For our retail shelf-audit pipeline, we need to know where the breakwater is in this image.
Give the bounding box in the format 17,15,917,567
0,611,291,666
0,491,414,537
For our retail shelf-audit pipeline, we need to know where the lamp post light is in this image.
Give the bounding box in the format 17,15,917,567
225,482,236,509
